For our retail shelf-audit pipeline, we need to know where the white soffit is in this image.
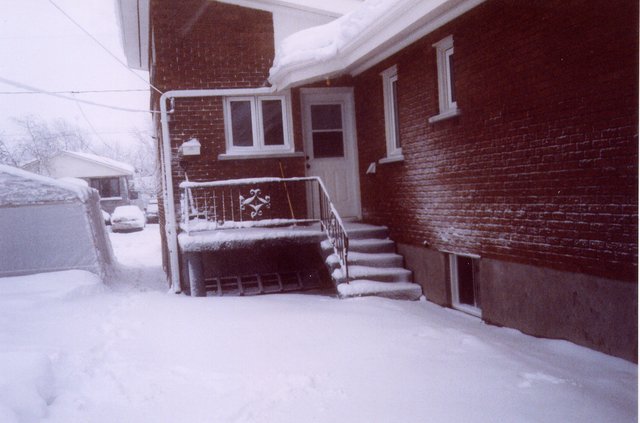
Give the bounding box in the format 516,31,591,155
116,0,150,71
216,0,364,17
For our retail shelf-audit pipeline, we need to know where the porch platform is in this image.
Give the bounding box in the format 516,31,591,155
177,222,326,252
177,221,388,252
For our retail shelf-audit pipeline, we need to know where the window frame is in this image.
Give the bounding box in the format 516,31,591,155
449,253,482,318
380,65,403,162
89,177,121,199
223,94,294,156
429,35,460,123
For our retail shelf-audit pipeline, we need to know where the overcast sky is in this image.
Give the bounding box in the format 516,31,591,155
0,0,151,150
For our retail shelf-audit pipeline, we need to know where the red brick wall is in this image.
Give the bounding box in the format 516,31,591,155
149,1,306,217
354,0,638,282
149,0,309,277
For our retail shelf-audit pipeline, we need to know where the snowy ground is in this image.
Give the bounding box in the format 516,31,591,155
0,225,636,422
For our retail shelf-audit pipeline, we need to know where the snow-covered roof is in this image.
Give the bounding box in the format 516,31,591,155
217,0,364,16
0,165,94,206
62,151,135,175
269,0,484,89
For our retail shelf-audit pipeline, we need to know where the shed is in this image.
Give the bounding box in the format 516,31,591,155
0,165,114,278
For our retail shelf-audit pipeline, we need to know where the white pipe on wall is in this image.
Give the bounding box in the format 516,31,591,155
159,87,276,293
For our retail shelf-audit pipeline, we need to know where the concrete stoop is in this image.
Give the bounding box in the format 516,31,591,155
322,223,423,300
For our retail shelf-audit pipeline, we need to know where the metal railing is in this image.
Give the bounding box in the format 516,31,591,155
179,176,349,280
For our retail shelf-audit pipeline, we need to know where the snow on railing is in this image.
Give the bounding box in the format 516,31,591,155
179,176,349,280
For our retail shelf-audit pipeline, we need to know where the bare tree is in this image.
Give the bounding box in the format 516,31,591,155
9,115,94,174
0,134,19,166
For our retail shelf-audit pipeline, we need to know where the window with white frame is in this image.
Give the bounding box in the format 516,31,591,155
429,35,459,123
380,65,403,161
449,253,481,317
224,95,293,155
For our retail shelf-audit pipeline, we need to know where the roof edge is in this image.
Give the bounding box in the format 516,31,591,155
269,0,485,90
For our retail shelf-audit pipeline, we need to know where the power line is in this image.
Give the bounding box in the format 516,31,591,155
0,88,150,95
47,0,163,96
0,76,159,114
71,92,111,148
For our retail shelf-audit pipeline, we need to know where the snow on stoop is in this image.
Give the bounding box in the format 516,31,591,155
323,223,422,300
337,280,423,300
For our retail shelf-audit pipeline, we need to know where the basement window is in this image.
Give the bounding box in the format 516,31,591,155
429,35,460,123
449,253,481,317
223,95,293,156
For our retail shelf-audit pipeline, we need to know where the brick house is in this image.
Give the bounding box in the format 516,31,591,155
118,0,638,360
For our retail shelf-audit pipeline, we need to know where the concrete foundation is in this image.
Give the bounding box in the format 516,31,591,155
397,242,638,362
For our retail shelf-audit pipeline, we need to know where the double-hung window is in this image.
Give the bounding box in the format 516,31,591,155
224,95,293,155
429,35,459,123
380,65,403,162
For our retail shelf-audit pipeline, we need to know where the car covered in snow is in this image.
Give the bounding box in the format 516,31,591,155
101,209,111,225
145,198,159,223
110,205,146,232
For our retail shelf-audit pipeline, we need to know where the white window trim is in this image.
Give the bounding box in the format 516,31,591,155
223,93,294,157
380,65,402,160
429,35,460,123
449,253,482,318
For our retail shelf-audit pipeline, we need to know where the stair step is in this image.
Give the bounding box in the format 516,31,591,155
346,224,389,240
349,238,396,254
337,280,422,300
348,252,404,268
347,265,412,283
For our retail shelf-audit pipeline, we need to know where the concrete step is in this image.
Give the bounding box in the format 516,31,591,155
337,280,422,300
345,224,389,240
347,265,412,283
348,238,396,254
347,251,404,268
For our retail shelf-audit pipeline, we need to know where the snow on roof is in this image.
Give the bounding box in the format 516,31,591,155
271,0,399,72
269,0,483,88
219,0,364,16
0,165,94,206
64,151,135,175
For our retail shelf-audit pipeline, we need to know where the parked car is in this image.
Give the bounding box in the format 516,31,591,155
110,205,146,232
101,209,111,226
145,198,159,223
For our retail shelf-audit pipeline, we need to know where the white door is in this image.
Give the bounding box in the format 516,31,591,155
301,88,361,219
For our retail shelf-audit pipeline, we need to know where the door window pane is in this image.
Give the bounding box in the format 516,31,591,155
312,131,344,158
311,104,342,130
230,100,254,147
261,100,285,146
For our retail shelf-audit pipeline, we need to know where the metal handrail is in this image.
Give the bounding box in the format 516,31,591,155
179,176,350,281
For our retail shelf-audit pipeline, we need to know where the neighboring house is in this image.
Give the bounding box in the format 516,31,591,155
0,165,114,278
23,151,136,212
117,0,638,360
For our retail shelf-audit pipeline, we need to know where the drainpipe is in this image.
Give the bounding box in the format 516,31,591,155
159,87,276,293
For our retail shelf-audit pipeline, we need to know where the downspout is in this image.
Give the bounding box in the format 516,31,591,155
159,86,276,293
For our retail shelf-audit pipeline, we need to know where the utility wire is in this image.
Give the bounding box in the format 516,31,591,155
0,88,150,95
47,0,163,96
0,76,159,114
71,92,112,149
